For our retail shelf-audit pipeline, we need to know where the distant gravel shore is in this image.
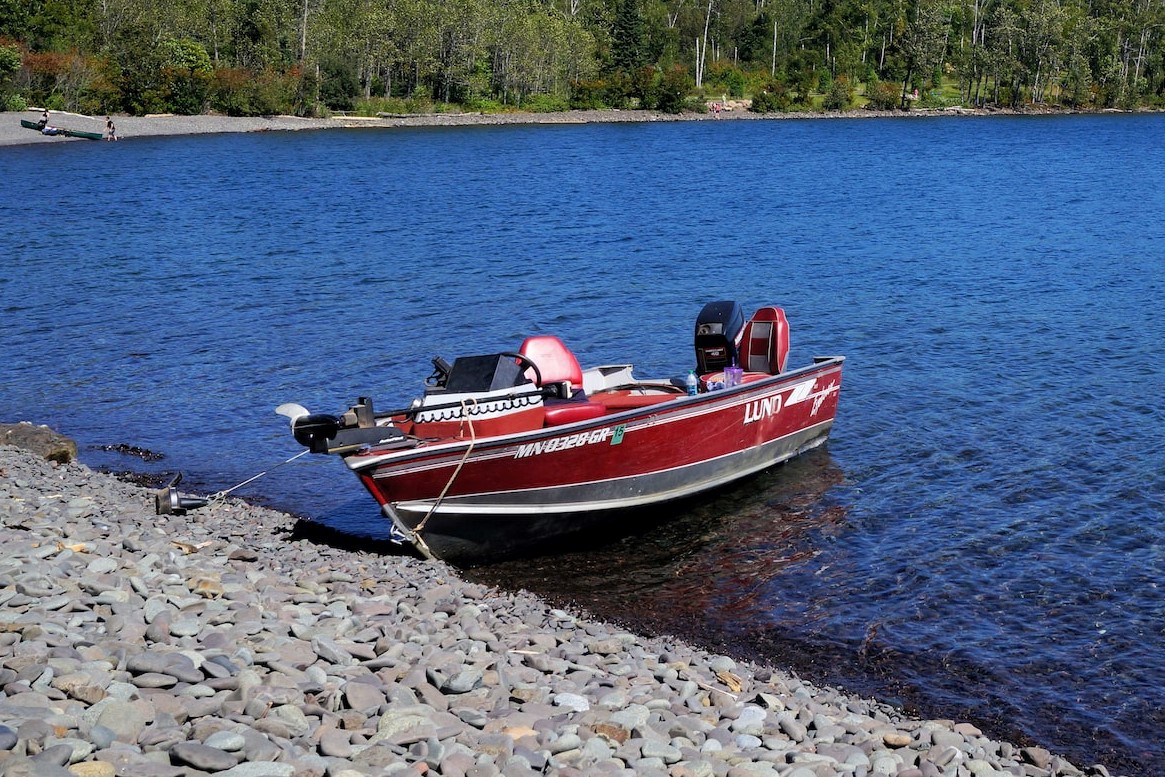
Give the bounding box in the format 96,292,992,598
1,105,1004,147
5,103,1149,148
0,437,1116,777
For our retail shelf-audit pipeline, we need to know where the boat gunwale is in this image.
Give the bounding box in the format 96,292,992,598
344,356,845,473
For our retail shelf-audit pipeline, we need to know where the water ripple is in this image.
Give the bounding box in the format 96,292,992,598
3,114,1165,775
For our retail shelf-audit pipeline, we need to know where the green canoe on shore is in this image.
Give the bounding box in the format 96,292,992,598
20,118,104,140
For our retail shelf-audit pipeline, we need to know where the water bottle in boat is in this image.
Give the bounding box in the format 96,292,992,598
686,370,699,396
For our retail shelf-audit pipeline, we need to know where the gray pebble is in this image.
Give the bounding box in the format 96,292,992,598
215,763,296,777
552,692,590,712
170,741,240,771
204,730,247,752
30,743,74,767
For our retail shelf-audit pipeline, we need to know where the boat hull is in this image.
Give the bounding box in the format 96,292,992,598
20,119,103,140
345,357,844,563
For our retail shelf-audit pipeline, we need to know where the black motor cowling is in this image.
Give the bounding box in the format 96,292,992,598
292,413,342,453
694,300,744,373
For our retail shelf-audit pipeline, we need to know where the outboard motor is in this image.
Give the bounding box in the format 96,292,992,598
694,300,745,374
290,413,343,453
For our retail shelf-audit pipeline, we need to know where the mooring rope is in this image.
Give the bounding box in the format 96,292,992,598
412,397,478,541
207,449,311,503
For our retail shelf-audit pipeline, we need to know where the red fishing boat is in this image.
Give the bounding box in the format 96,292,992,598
276,301,844,563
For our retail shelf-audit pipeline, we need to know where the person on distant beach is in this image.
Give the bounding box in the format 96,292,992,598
105,116,117,141
37,109,48,130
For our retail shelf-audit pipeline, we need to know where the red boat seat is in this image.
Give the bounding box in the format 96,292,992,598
543,401,608,426
519,336,608,425
519,335,584,394
740,307,789,375
589,391,677,412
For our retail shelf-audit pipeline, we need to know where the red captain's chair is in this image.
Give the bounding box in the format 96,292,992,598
519,335,606,425
740,306,790,375
519,335,584,395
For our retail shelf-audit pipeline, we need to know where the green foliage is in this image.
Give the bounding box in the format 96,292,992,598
3,0,1165,118
750,79,791,112
0,0,31,41
319,55,359,111
160,39,214,115
704,62,747,98
611,0,647,74
0,44,19,78
725,69,746,99
523,92,570,113
247,69,298,116
210,68,252,116
865,80,901,110
353,96,437,116
209,67,299,116
0,42,20,110
463,95,506,112
654,64,691,113
738,12,775,67
166,69,212,114
628,66,656,107
896,0,948,101
683,95,708,112
822,76,854,111
161,39,212,75
569,78,608,109
917,88,954,109
786,52,819,107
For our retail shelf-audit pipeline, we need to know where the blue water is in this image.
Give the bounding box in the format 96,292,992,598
3,114,1164,775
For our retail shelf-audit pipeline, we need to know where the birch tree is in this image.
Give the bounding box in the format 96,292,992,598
696,0,713,86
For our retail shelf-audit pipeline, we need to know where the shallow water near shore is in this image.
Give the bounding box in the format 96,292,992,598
3,113,1165,775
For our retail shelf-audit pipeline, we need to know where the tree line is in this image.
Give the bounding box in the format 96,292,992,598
2,0,1163,117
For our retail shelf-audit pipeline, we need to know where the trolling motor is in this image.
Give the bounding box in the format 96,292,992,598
154,473,209,515
153,398,405,517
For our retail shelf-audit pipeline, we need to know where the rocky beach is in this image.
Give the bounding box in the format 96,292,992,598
0,107,717,147
0,430,1118,777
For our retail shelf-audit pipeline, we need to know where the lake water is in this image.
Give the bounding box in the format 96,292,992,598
2,113,1164,775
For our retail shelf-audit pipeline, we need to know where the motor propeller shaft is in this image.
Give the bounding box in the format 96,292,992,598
154,473,209,515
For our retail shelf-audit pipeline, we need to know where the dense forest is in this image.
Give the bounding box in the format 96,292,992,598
1,0,1163,117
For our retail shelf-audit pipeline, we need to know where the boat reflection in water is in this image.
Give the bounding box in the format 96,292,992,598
465,445,848,639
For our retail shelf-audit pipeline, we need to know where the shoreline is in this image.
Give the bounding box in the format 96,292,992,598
0,104,1143,147
0,440,1116,777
